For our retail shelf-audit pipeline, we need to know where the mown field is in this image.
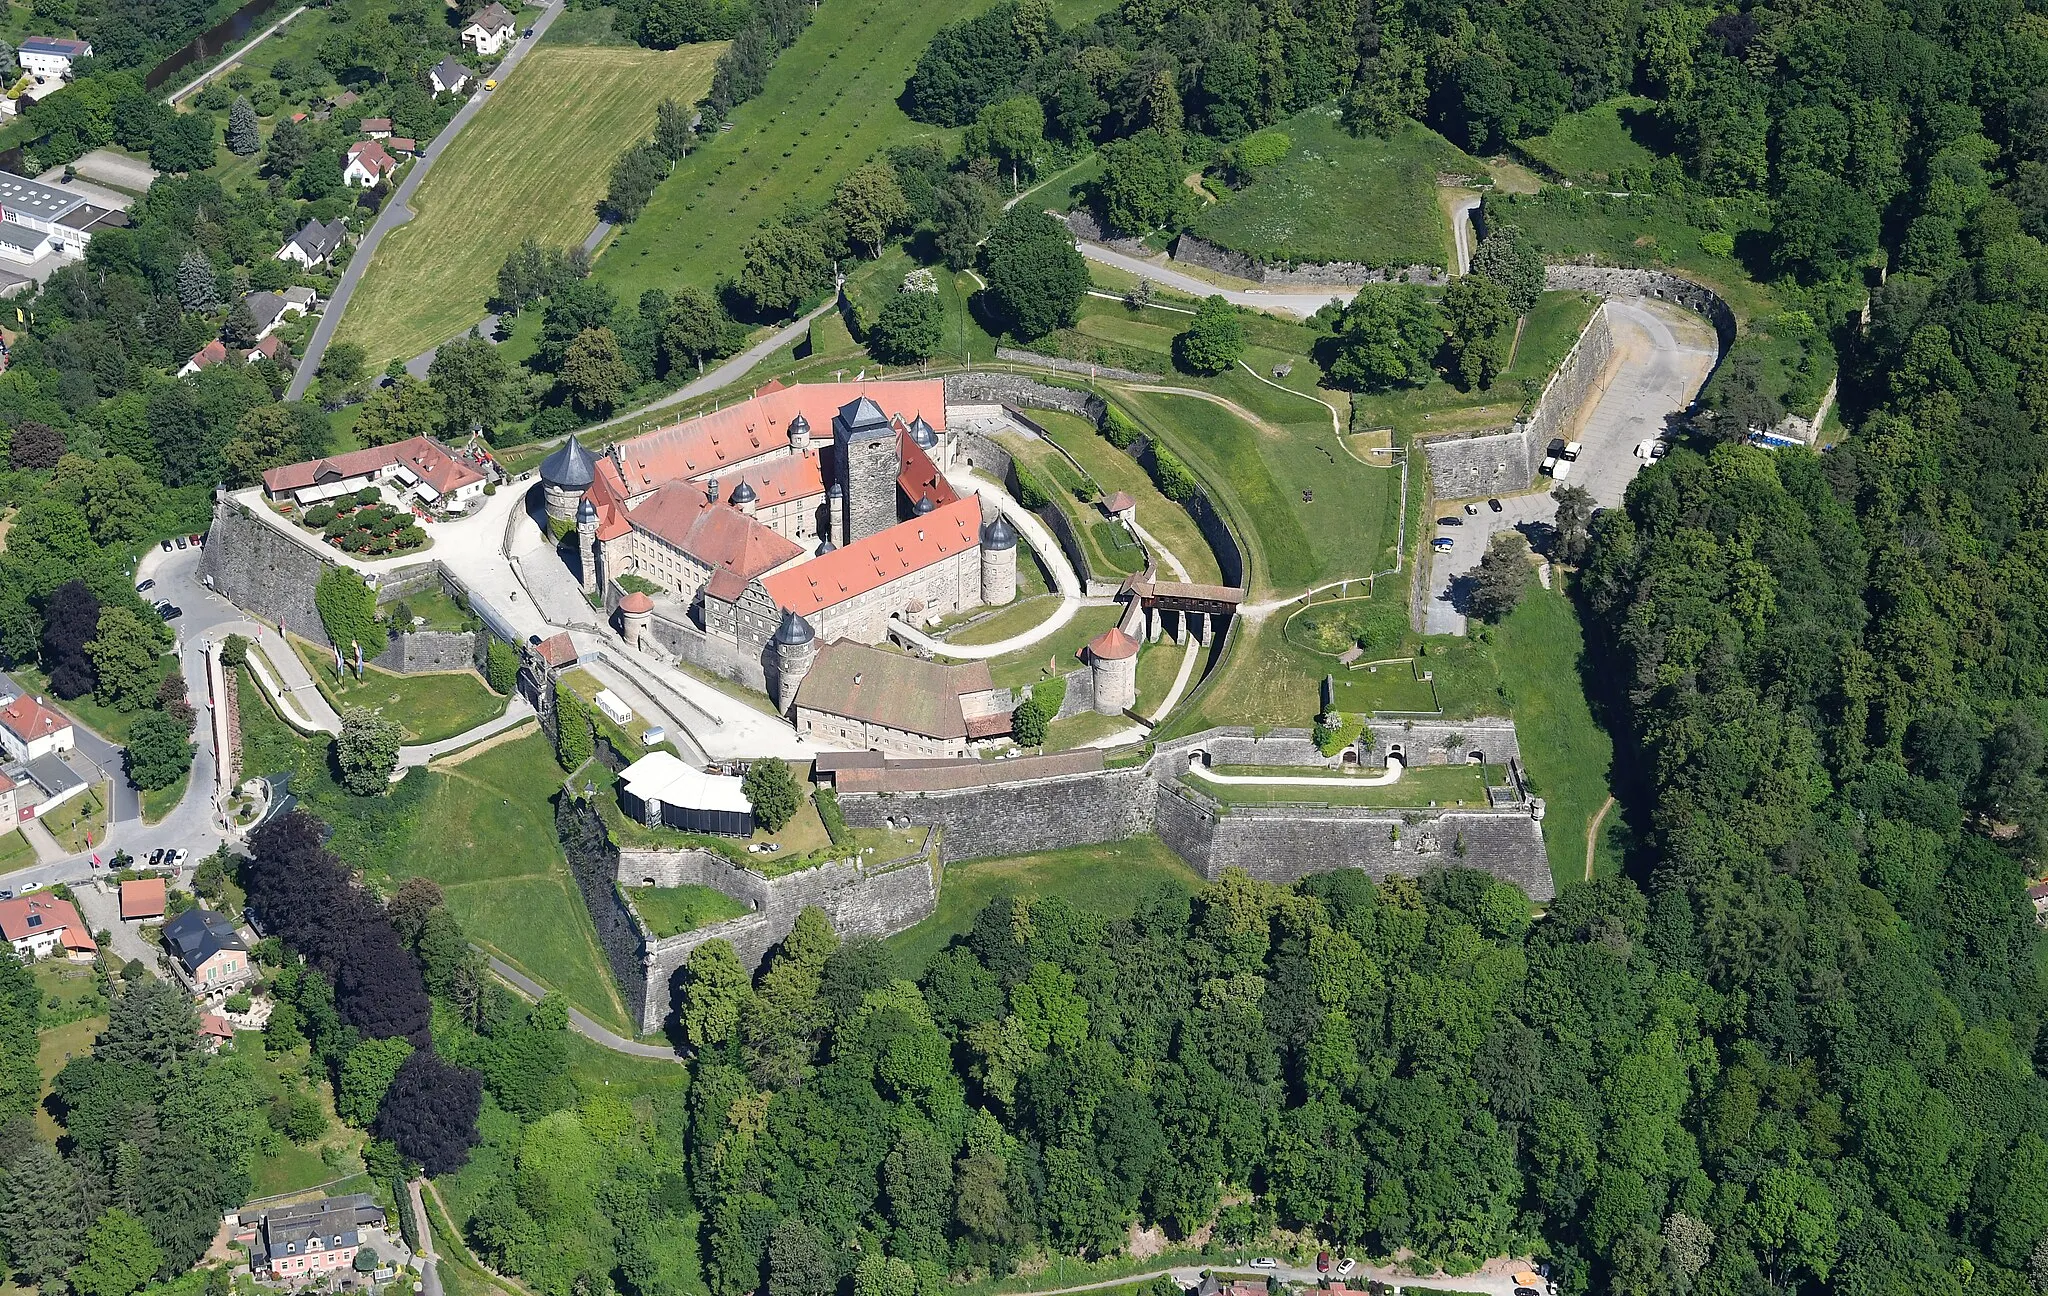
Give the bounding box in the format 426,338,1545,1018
1189,110,1483,270
590,0,976,305
338,44,724,368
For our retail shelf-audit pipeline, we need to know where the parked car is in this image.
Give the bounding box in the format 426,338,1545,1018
1550,459,1574,481
1317,1251,1332,1273
1337,1260,1357,1278
189,533,205,547
174,535,187,549
1547,437,1567,458
1487,497,1503,512
168,848,189,870
19,881,40,893
1463,501,1479,515
1432,536,1456,552
1250,1259,1279,1270
136,578,155,593
523,25,534,34
1439,515,1462,526
160,538,173,552
1541,455,1560,476
1649,440,1669,460
147,848,164,868
1561,440,1583,461
483,78,498,90
157,603,183,620
1516,1289,1541,1296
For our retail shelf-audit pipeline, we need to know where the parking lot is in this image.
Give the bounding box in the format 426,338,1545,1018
1421,296,1718,634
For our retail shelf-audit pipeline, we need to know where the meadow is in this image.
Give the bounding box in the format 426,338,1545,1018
337,44,724,368
1513,96,1660,184
292,639,508,743
1189,110,1483,270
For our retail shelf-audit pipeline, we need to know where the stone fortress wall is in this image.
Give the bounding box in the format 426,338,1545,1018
1170,233,1451,289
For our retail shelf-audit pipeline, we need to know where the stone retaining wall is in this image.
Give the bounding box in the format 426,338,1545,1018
1170,234,1449,288
944,373,1104,422
1541,265,1736,350
204,495,339,643
613,842,939,1034
644,611,769,692
371,629,480,675
994,348,1156,383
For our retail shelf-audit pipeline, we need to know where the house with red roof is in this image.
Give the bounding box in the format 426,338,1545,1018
0,693,72,762
120,878,166,921
177,337,228,377
0,895,95,960
343,139,398,188
261,435,487,512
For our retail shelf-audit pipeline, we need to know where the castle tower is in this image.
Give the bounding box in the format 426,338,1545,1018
538,438,597,522
1085,625,1139,715
914,492,935,516
731,478,758,518
833,395,900,542
575,497,599,595
771,609,817,714
979,513,1017,605
826,481,845,546
788,412,812,454
619,590,654,653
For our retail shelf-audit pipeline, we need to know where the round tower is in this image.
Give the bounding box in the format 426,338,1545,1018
730,478,758,517
538,438,597,522
979,513,1018,605
1085,625,1139,715
909,415,937,450
788,412,812,453
618,590,654,653
771,609,817,715
914,492,935,516
575,497,599,595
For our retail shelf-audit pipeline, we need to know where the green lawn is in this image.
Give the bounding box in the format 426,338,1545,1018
35,1016,104,1143
1108,389,1396,595
390,587,477,633
1190,111,1482,270
1134,641,1187,717
8,659,176,747
408,734,636,1035
998,432,1146,581
1355,291,1601,439
590,0,977,306
294,639,507,743
945,594,1066,647
1188,761,1496,808
625,883,751,938
0,829,34,875
1513,96,1659,185
1031,408,1225,585
233,1038,368,1198
41,785,108,854
338,44,725,368
1042,709,1139,750
139,774,189,825
982,605,1124,693
885,836,1203,976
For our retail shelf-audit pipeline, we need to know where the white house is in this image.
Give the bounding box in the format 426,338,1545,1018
429,57,471,96
0,172,122,263
18,37,90,83
462,3,517,55
242,290,309,340
0,694,73,762
0,895,95,960
342,140,397,188
277,217,346,268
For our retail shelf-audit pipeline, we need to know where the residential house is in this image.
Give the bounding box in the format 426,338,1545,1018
429,57,471,95
359,117,392,139
0,694,73,762
0,895,95,960
178,338,228,376
198,1012,235,1052
342,140,397,188
280,285,318,314
246,335,291,368
2030,880,2048,926
119,878,166,921
240,1194,387,1281
261,435,488,511
161,907,252,998
0,172,123,262
18,37,90,82
276,216,346,268
242,290,308,339
14,753,86,821
387,136,417,156
0,770,15,824
461,2,517,54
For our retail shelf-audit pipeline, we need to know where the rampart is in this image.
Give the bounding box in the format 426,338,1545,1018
1170,234,1450,288
1541,264,1737,350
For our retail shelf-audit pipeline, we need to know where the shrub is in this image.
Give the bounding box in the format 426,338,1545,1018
1150,444,1198,502
354,487,380,506
1100,404,1141,449
302,505,336,528
1013,465,1049,509
813,787,853,849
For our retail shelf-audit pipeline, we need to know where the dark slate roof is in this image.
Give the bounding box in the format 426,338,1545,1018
909,415,937,447
287,217,346,260
980,514,1017,549
431,56,470,87
575,496,597,524
729,479,757,504
252,1194,385,1268
835,395,894,444
162,908,246,973
773,609,814,646
540,437,597,489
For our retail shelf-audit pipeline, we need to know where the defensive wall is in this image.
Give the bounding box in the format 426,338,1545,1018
206,493,496,674
1170,233,1451,288
832,723,1554,899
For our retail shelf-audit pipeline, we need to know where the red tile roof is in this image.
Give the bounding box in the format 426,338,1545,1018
346,140,397,179
599,380,944,499
186,338,228,371
0,896,93,953
896,429,959,511
535,632,577,668
0,694,70,745
120,878,166,919
763,496,980,616
1105,491,1136,513
247,335,288,363
730,451,825,506
628,483,803,588
262,436,483,498
199,1012,235,1040
618,591,653,614
1086,626,1140,660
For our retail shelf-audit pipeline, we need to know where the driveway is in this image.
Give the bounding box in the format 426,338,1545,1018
1422,494,1556,635
72,881,163,970
285,0,570,399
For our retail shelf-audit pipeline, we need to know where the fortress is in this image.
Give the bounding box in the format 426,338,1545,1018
539,380,1019,712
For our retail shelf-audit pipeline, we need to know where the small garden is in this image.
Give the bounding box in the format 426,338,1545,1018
298,487,429,557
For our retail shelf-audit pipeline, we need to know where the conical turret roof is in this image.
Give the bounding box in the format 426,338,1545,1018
539,437,597,489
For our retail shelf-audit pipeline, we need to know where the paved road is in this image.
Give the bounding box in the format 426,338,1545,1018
285,0,569,400
1420,297,1718,634
1074,240,1353,321
406,1180,443,1296
586,295,840,434
1005,1258,1543,1296
487,955,679,1059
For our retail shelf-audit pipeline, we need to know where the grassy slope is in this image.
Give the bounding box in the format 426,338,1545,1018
1190,112,1482,269
589,0,977,305
293,639,507,744
409,734,635,1034
1513,96,1658,184
1032,408,1226,585
338,44,724,368
1355,290,1601,439
626,883,750,938
885,836,1203,976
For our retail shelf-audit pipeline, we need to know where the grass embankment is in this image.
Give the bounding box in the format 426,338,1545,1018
1189,111,1483,270
293,639,507,744
234,1037,370,1198
339,44,724,368
591,0,972,306
1031,408,1225,585
997,432,1146,582
1355,290,1600,440
625,883,751,938
1513,96,1659,185
0,829,36,873
885,836,1203,976
981,605,1124,694
1187,762,1500,809
8,658,178,746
